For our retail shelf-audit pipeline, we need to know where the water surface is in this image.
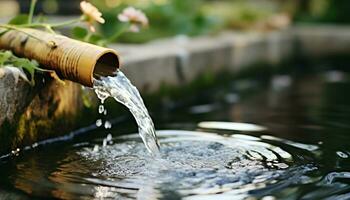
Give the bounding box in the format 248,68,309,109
1,62,350,199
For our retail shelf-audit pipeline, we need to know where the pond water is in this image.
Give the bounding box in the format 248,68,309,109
1,61,350,199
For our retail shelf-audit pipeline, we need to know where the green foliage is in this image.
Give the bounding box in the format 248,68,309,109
8,14,30,25
145,0,215,36
71,26,107,46
97,0,221,43
295,0,350,24
0,51,12,66
12,57,39,85
71,26,88,39
320,0,350,23
88,34,107,46
151,0,219,34
95,0,282,43
0,50,40,85
202,1,276,30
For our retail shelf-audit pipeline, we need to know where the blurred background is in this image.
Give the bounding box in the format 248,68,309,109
0,0,349,43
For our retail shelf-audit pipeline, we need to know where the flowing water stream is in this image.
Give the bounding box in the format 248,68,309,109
0,62,350,199
93,70,160,155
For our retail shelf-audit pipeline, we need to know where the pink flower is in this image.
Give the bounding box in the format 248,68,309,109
80,1,105,32
118,7,149,32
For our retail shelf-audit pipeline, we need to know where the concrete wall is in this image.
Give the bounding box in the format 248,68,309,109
293,25,350,57
1,25,350,155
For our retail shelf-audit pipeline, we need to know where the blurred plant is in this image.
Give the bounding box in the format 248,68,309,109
94,0,221,43
0,0,147,84
294,0,350,24
72,5,149,45
1,0,148,45
202,0,288,31
145,0,218,36
95,0,291,42
80,1,106,32
118,7,149,33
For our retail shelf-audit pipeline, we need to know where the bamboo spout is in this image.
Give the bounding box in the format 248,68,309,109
0,28,119,87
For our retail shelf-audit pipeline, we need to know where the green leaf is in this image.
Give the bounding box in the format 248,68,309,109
71,26,88,40
0,50,46,86
8,14,30,25
34,14,47,23
11,57,38,85
88,34,104,45
0,51,13,66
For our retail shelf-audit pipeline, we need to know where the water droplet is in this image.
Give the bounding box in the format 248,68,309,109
103,110,107,115
99,105,104,114
102,139,107,147
96,119,103,127
262,196,276,200
11,148,20,156
93,145,99,152
336,151,348,158
274,163,289,169
95,91,108,104
104,121,112,129
106,134,112,141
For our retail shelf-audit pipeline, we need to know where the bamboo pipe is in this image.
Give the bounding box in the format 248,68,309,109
0,28,119,87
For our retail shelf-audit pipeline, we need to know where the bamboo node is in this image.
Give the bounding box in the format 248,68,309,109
48,41,57,49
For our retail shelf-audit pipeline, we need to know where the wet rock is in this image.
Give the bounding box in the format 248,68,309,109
0,66,97,155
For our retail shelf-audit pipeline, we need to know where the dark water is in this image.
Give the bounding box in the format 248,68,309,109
1,62,350,199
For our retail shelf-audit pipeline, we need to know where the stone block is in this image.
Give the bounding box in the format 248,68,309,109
180,35,233,82
229,33,269,71
0,66,96,155
110,44,179,93
293,26,350,57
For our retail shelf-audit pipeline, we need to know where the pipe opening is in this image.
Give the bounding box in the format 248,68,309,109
93,52,120,79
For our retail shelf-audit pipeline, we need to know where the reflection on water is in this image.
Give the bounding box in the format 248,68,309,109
1,65,350,199
198,121,267,132
0,130,318,200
